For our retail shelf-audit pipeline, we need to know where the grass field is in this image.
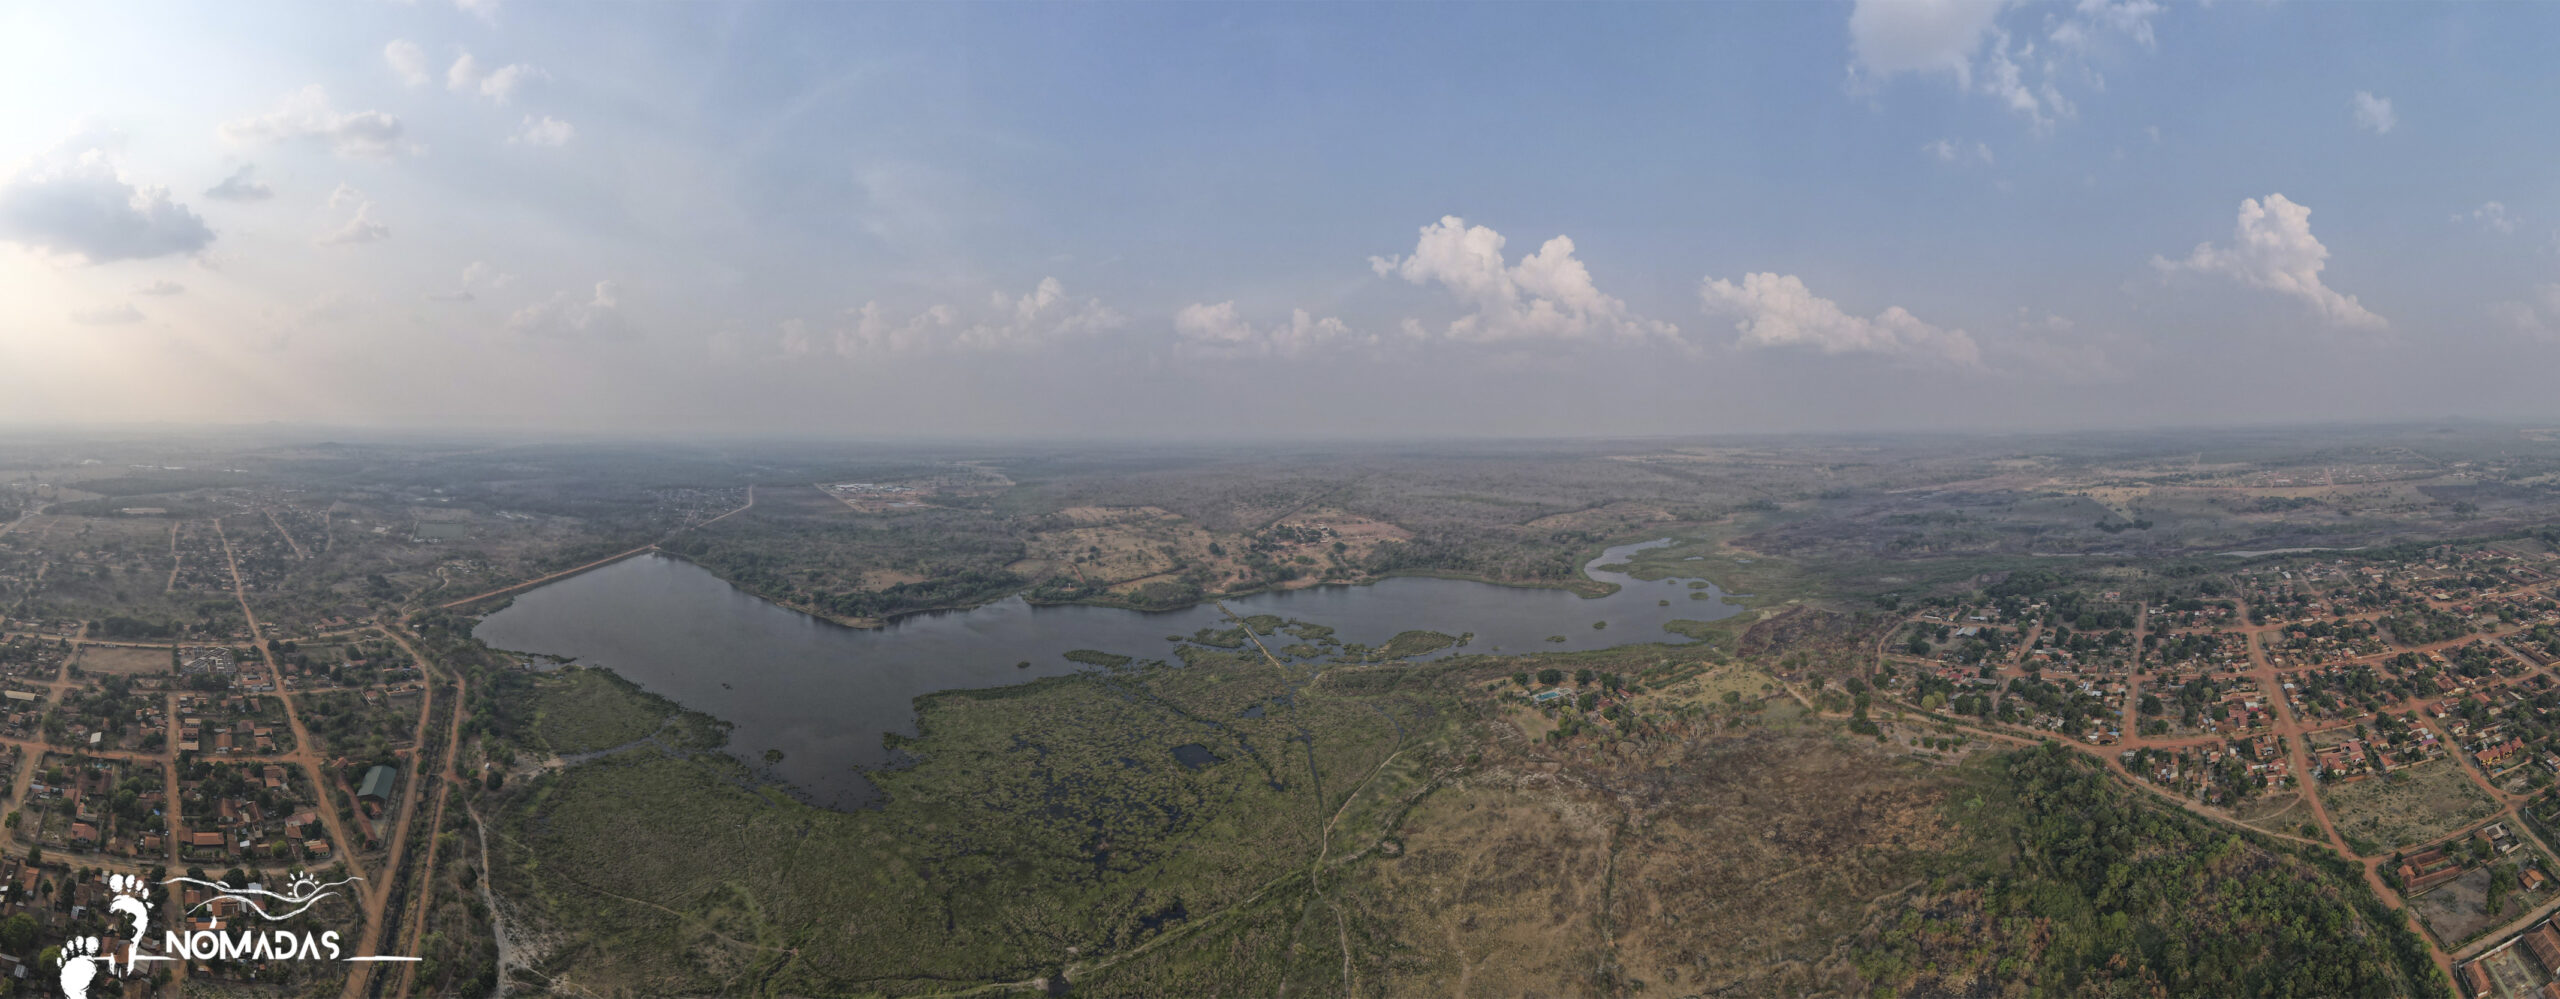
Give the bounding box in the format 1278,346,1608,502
1598,520,1822,604
488,645,1447,996
531,667,686,754
2322,758,2502,851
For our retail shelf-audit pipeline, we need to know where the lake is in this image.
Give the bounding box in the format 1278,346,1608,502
472,538,1741,809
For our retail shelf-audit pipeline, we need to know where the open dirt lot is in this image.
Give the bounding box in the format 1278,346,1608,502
76,645,170,675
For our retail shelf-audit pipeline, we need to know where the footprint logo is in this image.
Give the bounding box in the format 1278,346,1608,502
105,873,150,976
55,936,98,999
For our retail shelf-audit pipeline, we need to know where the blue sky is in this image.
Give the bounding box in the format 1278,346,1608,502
3,0,2557,437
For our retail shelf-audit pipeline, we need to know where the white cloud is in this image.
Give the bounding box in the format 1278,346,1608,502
1368,215,1676,345
2153,193,2385,330
202,164,273,202
2050,0,2161,51
445,54,478,92
1172,302,1368,358
455,0,501,22
2491,283,2560,341
0,130,216,262
135,280,184,296
1700,272,1982,365
385,40,431,87
426,261,512,302
69,303,144,326
1976,29,2070,127
1847,0,2158,129
1848,0,2005,84
512,116,575,147
2456,201,2517,234
824,277,1123,356
1923,138,1994,165
2352,91,2396,134
448,53,544,103
508,280,627,336
319,208,388,245
316,184,389,245
462,261,516,289
220,86,407,159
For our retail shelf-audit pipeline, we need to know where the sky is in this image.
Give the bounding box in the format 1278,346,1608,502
3,0,2558,439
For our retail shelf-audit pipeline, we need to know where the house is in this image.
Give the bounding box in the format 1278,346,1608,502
2528,923,2560,976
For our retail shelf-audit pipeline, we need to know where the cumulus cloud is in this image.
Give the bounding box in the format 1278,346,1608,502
202,164,273,202
2456,201,2516,234
448,53,544,103
2352,91,2396,134
316,184,389,245
763,279,1124,359
2153,193,2386,331
428,261,513,301
0,130,216,262
2490,284,2560,341
1848,0,2005,83
69,303,144,326
318,207,388,245
1847,0,2158,129
220,86,407,159
135,280,184,296
1699,272,1982,365
385,40,431,87
2050,0,2160,51
462,260,517,289
1368,215,1676,345
512,116,574,147
1923,138,1994,165
1172,302,1368,358
508,280,627,336
819,277,1123,356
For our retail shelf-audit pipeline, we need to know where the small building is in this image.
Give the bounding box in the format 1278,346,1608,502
358,765,398,803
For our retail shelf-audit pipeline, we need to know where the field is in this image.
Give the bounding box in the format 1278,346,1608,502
74,644,170,674
485,644,1444,995
2322,758,2504,851
475,625,2435,997
2229,790,2321,839
529,667,687,755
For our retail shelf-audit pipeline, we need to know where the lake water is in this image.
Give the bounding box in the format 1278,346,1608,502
472,538,1741,809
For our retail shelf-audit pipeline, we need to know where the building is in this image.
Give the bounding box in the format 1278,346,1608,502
357,765,398,803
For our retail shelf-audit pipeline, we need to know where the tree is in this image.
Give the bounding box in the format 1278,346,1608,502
0,913,35,954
